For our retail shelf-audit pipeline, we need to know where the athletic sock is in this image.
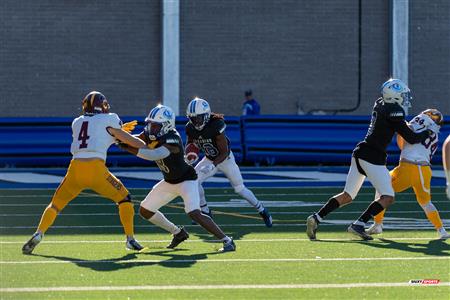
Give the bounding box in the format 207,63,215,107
37,205,58,233
198,185,210,213
425,210,443,230
118,202,135,236
200,204,210,214
237,187,264,212
357,201,384,224
317,197,340,219
148,211,180,234
373,208,386,224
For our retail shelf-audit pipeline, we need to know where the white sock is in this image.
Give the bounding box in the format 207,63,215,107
438,227,447,235
148,211,180,234
238,187,264,212
221,236,231,243
315,214,323,222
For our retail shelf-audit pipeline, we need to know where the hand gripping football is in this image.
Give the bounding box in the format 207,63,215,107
185,143,200,165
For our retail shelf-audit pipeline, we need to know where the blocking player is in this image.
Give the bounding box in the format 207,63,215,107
444,134,450,199
22,91,146,254
118,104,236,252
306,79,431,240
366,109,449,239
185,97,273,227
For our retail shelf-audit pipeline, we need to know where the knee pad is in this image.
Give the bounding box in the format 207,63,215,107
233,184,245,194
421,202,437,213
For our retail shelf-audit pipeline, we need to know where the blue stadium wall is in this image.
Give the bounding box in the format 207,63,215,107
1,116,448,168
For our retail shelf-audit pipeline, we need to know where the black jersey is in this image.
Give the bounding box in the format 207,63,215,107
353,98,429,165
143,128,197,184
185,116,231,160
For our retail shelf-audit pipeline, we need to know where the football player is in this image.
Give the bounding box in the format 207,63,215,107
444,134,450,199
185,98,273,227
22,91,146,254
306,79,431,240
118,105,236,252
366,109,449,239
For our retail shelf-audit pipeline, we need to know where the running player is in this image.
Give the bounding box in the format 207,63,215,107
306,79,431,240
185,97,272,227
118,104,236,252
22,91,146,254
367,109,449,239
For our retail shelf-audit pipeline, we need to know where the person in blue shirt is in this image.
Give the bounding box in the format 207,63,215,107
242,89,260,115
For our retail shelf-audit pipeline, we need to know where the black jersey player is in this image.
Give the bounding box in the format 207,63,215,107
118,104,235,252
185,98,273,227
306,79,431,240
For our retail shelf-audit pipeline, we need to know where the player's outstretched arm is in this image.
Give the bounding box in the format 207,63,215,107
108,127,146,149
394,121,430,144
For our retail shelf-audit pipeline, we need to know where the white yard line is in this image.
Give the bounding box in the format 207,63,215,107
1,256,449,265
0,237,444,244
1,282,449,293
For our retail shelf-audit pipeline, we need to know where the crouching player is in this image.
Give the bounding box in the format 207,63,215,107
367,109,450,239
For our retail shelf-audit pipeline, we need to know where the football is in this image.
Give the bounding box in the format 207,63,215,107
185,143,200,164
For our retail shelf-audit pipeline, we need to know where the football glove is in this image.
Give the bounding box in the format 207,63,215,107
122,120,138,133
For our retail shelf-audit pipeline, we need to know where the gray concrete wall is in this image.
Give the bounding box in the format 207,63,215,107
0,0,161,117
0,0,448,117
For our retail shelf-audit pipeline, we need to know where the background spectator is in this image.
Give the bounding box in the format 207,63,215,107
242,90,261,116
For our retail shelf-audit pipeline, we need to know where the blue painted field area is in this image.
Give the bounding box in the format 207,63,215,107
0,166,447,189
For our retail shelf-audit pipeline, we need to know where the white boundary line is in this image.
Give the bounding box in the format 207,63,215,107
1,256,449,265
1,282,449,293
0,237,443,245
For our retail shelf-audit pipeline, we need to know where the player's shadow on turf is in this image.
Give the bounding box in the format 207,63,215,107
363,238,450,256
317,238,449,256
31,249,219,272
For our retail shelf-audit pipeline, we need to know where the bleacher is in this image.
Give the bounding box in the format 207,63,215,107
0,116,448,167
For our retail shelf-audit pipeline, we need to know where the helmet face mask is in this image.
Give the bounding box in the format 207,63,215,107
82,91,110,115
145,105,175,140
186,98,211,130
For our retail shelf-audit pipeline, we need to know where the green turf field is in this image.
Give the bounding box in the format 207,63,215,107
1,187,449,299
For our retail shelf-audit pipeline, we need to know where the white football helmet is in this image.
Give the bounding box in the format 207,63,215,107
186,97,211,130
145,105,175,140
381,78,412,108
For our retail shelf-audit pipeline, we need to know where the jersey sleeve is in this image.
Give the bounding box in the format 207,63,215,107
211,119,227,135
107,113,122,130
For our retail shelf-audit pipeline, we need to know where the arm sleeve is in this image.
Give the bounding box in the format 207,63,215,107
137,146,170,161
393,120,429,144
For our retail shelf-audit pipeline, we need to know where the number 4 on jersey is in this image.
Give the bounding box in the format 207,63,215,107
78,121,90,148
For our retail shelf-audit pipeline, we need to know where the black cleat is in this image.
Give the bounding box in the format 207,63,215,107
219,238,236,252
126,238,144,251
348,223,373,241
167,227,189,249
259,208,273,227
22,232,42,255
306,214,319,240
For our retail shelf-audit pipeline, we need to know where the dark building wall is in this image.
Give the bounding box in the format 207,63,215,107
409,0,450,116
180,0,390,116
0,0,161,117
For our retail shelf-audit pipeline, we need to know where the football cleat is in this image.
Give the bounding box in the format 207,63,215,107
306,214,319,240
22,232,43,255
167,227,189,249
348,224,373,241
259,208,273,228
366,223,383,235
438,229,450,240
219,238,236,252
126,238,144,251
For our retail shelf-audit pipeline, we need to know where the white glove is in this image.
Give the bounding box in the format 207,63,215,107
199,164,215,175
